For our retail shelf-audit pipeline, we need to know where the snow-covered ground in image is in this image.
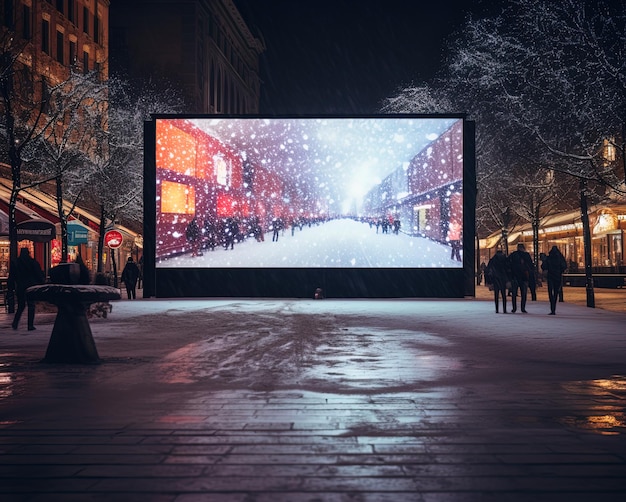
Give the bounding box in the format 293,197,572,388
158,218,462,268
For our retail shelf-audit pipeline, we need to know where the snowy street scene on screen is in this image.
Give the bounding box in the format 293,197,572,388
155,116,464,268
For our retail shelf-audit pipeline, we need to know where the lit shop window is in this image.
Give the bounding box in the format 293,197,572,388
156,123,197,176
161,181,195,214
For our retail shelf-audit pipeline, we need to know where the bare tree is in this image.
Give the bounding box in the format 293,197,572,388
29,70,107,263
438,0,625,306
81,76,185,278
1,33,102,307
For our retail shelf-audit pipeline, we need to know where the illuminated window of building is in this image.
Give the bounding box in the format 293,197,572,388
156,123,197,176
603,138,616,164
161,181,195,214
214,155,231,186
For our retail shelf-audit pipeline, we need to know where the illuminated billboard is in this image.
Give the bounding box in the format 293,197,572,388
144,115,475,297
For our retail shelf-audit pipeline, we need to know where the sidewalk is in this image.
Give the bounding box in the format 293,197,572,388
0,293,625,501
474,282,626,314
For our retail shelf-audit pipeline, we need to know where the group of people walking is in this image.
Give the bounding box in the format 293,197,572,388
485,243,567,315
185,215,330,254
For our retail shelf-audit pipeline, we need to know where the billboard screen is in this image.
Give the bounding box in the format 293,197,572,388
153,116,465,270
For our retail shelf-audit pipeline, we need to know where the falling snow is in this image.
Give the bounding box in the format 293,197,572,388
155,117,464,268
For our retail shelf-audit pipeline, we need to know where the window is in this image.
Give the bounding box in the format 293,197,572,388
83,50,89,73
56,0,64,15
56,30,64,64
69,40,76,65
83,6,89,35
94,14,100,44
603,138,616,164
209,60,215,108
161,181,195,214
23,5,31,39
214,156,231,187
67,0,75,23
3,1,14,29
42,19,50,54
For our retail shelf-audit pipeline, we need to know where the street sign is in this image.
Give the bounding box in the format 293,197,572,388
104,230,123,249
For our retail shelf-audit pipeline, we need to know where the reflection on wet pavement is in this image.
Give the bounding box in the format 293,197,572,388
1,299,625,499
559,375,626,435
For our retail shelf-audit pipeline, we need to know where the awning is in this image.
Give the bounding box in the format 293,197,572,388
0,210,7,236
67,221,90,245
17,219,56,243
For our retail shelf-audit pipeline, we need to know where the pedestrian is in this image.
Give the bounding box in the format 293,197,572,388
138,255,144,288
75,254,91,284
485,249,510,314
224,218,237,250
508,243,534,313
528,265,538,301
203,218,217,250
478,261,486,285
447,220,462,262
271,218,281,242
121,256,141,299
10,247,45,331
185,217,202,257
542,245,567,315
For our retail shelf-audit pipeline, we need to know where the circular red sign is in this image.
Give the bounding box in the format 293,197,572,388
104,230,123,249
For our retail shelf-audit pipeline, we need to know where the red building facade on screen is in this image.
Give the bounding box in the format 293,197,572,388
155,119,311,258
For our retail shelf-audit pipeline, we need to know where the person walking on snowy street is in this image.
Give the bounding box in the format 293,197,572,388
508,243,534,313
10,248,45,330
447,220,462,262
542,245,567,315
485,249,510,314
186,217,202,257
121,256,141,299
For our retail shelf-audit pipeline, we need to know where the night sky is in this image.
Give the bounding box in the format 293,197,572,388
233,0,502,115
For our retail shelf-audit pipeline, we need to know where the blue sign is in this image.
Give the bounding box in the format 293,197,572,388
67,222,89,246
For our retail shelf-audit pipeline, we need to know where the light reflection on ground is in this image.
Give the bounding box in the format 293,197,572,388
560,375,626,435
0,373,14,400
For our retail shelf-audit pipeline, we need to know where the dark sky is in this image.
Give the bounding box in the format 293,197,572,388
233,0,501,115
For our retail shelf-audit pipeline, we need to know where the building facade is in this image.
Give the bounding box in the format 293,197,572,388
109,0,264,114
479,204,626,274
0,0,115,282
1,0,109,83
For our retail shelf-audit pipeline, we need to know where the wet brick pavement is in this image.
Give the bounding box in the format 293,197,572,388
0,291,625,501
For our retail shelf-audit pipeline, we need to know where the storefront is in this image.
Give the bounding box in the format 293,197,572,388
479,204,626,273
1,182,142,283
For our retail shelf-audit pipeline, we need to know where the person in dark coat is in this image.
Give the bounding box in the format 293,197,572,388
121,256,141,299
75,254,91,284
508,243,534,313
185,217,202,257
542,245,567,315
10,248,45,330
223,218,238,250
271,218,281,242
485,249,510,314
